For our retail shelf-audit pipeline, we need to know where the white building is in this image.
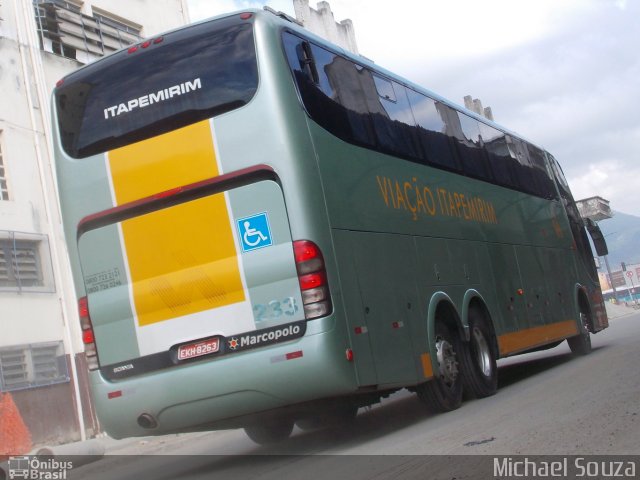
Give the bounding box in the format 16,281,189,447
293,0,358,54
0,0,189,447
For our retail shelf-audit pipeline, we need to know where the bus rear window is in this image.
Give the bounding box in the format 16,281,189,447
55,17,258,159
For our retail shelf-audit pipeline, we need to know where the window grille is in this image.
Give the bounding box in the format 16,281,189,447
0,342,69,392
0,232,55,292
34,1,142,63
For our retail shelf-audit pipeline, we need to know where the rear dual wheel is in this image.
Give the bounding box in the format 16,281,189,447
418,310,498,412
460,308,498,398
417,322,464,412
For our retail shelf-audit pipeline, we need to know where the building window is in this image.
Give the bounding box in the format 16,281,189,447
0,232,55,293
0,342,69,392
34,1,142,64
0,133,9,201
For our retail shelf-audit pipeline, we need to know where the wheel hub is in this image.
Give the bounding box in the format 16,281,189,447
436,337,459,386
472,326,493,377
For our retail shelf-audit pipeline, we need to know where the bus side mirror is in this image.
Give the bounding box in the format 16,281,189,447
584,218,608,257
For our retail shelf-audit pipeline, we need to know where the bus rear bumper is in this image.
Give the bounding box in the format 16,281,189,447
89,326,355,438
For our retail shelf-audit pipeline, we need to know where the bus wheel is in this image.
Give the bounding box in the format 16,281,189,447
567,312,592,355
417,322,463,412
244,418,294,445
460,308,498,398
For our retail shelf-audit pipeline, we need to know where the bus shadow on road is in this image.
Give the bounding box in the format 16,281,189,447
496,345,606,390
260,392,433,454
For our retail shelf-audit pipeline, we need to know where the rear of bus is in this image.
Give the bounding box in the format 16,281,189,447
53,11,355,438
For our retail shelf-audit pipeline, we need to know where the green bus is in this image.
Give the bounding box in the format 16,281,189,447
52,8,609,444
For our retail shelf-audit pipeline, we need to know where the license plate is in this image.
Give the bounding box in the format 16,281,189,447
177,338,220,361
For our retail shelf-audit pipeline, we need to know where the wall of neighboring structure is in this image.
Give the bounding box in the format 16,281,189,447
0,0,189,449
80,0,190,37
293,0,358,54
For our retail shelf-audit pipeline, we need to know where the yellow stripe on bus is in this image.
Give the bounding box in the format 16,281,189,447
108,121,245,327
498,319,579,356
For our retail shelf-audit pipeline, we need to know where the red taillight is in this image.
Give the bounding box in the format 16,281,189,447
293,240,332,320
153,36,164,44
79,296,99,371
127,45,138,54
78,296,89,318
294,241,319,263
56,78,64,88
240,12,252,20
299,272,325,291
82,329,95,345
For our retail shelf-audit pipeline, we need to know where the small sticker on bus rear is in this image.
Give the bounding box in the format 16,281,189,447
237,212,273,252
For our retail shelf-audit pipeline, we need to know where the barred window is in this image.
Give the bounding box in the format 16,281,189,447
0,342,69,391
0,232,55,292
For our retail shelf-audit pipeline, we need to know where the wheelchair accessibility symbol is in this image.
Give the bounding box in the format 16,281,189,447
237,212,273,252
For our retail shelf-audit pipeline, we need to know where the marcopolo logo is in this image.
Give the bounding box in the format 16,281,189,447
227,322,305,352
8,456,73,480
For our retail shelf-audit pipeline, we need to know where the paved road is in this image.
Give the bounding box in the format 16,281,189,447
71,311,640,479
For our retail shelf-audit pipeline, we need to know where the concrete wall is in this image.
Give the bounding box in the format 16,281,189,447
0,0,189,448
293,0,358,54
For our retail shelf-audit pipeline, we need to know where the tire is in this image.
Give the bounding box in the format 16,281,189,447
296,405,358,431
567,311,592,356
460,307,498,398
417,322,463,413
244,418,294,445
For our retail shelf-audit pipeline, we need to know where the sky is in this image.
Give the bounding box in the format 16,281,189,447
187,0,640,217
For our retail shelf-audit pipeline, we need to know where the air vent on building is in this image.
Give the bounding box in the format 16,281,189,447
0,342,69,391
34,1,142,63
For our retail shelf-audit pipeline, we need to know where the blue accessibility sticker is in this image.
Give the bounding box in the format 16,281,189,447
237,212,273,252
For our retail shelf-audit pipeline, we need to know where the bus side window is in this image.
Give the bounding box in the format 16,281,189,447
453,112,493,181
371,75,420,160
478,123,516,188
283,32,377,149
406,90,459,170
506,136,536,195
527,145,558,200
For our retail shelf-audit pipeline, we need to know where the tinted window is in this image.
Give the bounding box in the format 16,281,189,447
284,34,378,149
284,33,421,159
283,31,558,201
406,90,458,170
454,113,492,181
479,123,515,187
372,76,420,158
56,17,258,158
507,137,535,194
527,145,557,199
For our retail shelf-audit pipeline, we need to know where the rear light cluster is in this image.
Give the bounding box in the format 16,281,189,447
293,240,332,320
78,297,99,371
